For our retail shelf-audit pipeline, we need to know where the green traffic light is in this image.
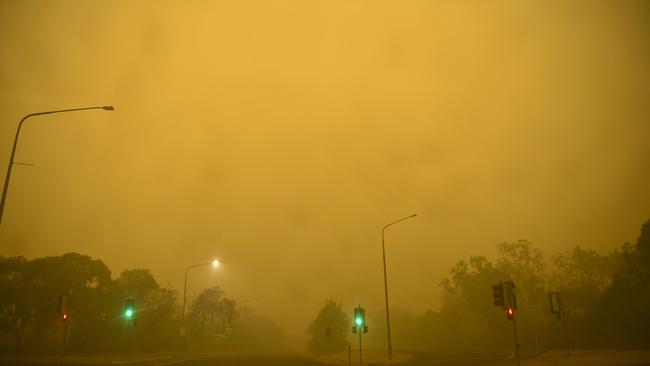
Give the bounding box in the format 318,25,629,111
125,309,133,318
355,317,363,326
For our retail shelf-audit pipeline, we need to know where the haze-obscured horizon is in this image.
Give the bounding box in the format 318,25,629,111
1,0,649,346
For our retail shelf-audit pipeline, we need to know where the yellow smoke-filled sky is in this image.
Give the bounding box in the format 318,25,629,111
1,0,649,344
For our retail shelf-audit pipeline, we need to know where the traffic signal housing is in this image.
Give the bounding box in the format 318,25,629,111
354,306,365,327
125,298,135,319
58,294,69,322
504,281,517,310
352,306,368,334
492,283,505,306
492,281,517,309
548,292,563,320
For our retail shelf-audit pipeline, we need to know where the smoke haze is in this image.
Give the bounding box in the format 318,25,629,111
1,0,649,345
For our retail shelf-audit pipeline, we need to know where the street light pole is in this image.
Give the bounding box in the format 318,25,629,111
0,105,114,226
382,213,416,361
181,259,220,322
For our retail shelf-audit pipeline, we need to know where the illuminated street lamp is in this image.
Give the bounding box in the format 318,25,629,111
181,259,220,323
0,105,115,225
381,214,417,361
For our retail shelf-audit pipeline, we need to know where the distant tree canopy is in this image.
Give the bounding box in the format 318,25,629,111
307,298,349,355
233,307,285,350
364,219,650,352
2,220,649,354
599,219,650,346
0,253,283,354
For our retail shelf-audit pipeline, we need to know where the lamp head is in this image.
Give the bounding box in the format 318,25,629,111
102,105,114,111
212,259,220,268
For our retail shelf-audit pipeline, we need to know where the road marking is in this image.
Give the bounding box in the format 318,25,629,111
153,358,197,366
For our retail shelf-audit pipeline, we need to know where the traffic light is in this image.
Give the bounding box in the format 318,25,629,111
125,298,135,319
354,306,365,326
353,306,367,334
504,281,517,310
492,282,505,307
549,292,563,320
505,306,514,320
58,294,69,322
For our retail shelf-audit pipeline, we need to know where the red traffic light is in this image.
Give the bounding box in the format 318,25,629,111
505,307,514,320
62,313,68,321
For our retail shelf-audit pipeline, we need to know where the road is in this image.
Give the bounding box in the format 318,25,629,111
0,352,324,366
396,350,512,366
146,353,325,366
0,351,514,366
0,351,507,366
3,350,649,366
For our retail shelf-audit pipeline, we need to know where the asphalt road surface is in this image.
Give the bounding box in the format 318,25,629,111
0,352,325,366
3,350,650,366
148,353,325,366
0,351,507,366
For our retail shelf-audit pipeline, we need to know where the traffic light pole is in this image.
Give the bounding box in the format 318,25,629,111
358,327,363,364
60,319,68,360
550,292,570,357
511,316,520,366
563,310,570,356
348,344,352,365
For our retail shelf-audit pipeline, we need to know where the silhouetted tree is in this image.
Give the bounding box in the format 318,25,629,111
232,307,285,350
0,253,114,353
117,268,159,302
307,298,349,355
186,286,235,350
137,287,179,351
0,256,29,353
439,255,511,349
600,219,650,346
549,246,620,346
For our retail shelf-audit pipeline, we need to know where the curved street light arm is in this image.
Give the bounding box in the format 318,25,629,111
382,214,418,233
0,105,114,226
182,261,216,321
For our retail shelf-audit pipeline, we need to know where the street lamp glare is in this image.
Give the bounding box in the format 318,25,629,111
102,105,115,111
212,259,220,268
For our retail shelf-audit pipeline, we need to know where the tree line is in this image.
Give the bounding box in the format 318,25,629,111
307,219,650,354
0,253,284,353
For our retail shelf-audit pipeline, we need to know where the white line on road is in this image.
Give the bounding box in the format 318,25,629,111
152,358,198,366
